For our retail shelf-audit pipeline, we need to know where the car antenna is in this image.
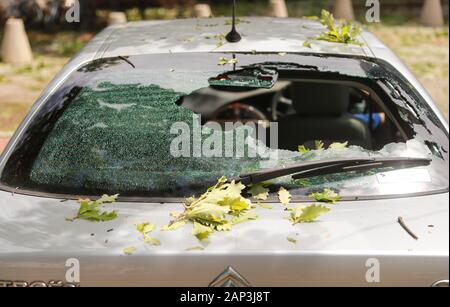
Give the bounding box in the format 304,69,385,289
225,0,242,43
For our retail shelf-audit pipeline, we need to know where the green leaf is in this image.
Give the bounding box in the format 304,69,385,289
248,183,270,200
71,194,119,222
218,57,228,65
329,141,348,150
136,222,160,245
258,203,273,210
287,237,297,244
216,222,233,231
136,222,156,235
78,200,91,215
298,145,311,154
161,220,187,231
96,211,118,222
289,204,331,224
278,187,292,205
78,207,118,222
83,210,117,222
226,180,246,198
315,10,363,46
164,177,259,241
144,237,161,246
218,57,238,66
186,203,230,224
309,188,342,204
303,41,312,48
123,246,137,255
95,194,120,204
315,140,325,150
192,222,214,241
231,211,258,225
227,198,251,213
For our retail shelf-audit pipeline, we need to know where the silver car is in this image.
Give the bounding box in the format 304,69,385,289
0,17,448,287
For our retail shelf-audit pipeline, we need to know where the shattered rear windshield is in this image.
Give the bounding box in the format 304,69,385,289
0,53,448,200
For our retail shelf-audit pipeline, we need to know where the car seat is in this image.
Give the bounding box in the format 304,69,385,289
277,82,372,151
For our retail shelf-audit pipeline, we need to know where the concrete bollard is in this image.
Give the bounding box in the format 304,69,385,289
108,12,128,26
333,0,355,20
193,4,212,18
64,0,76,8
0,18,33,65
420,0,445,27
268,0,289,18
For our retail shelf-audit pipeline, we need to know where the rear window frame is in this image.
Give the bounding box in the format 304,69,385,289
0,52,448,202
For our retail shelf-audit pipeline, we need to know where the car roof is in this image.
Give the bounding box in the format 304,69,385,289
84,17,376,58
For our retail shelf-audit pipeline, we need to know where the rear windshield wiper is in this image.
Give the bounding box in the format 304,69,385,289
236,157,432,185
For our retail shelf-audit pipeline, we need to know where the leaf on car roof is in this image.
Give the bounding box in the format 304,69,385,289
224,18,250,26
212,33,226,47
278,187,292,205
68,194,119,222
218,57,228,65
289,204,331,224
218,57,238,66
309,188,342,204
315,10,363,46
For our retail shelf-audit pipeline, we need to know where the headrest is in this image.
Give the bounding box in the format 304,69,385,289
290,82,350,116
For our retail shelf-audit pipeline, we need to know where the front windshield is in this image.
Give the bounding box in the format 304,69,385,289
0,53,448,200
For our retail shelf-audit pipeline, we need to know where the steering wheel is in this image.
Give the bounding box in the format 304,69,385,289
212,102,268,125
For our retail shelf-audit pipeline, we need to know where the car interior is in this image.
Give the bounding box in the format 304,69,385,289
180,79,404,152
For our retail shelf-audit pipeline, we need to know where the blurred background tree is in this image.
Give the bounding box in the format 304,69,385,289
1,0,449,30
